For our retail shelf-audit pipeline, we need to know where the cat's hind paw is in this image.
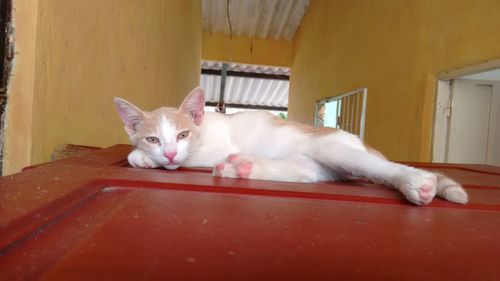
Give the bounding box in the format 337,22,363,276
396,170,437,205
213,153,253,179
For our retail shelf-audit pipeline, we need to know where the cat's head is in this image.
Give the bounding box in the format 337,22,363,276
114,87,205,170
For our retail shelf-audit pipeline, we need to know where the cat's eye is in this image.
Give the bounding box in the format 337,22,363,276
145,136,160,144
177,130,190,140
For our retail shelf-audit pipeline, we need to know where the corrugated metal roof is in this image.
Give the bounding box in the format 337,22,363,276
202,0,310,41
202,61,290,76
201,61,289,108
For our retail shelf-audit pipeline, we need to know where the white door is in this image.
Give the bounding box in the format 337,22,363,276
447,79,499,165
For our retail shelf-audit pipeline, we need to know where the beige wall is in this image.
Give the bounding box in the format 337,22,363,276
3,0,202,174
202,31,292,67
290,0,500,161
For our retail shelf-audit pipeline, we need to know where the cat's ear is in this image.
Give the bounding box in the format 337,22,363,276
180,87,205,126
114,97,146,136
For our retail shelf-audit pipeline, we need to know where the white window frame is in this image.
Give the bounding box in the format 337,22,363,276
314,88,368,140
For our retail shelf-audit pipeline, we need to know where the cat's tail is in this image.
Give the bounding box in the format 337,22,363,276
434,173,468,204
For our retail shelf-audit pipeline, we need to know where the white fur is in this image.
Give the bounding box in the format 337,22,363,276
182,112,239,167
160,116,177,147
128,149,159,169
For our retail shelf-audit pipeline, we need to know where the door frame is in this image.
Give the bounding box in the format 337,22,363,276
433,59,500,163
0,0,13,175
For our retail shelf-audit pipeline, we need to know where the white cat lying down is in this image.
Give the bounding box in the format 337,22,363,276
114,87,468,206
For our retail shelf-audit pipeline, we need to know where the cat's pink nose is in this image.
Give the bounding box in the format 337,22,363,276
163,150,177,161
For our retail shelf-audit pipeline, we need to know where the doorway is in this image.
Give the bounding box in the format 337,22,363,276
433,64,500,166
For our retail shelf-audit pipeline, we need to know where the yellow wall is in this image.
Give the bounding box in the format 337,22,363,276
290,0,500,161
202,31,292,67
3,0,202,174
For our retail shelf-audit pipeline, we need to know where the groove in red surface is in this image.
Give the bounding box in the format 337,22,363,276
0,183,103,252
462,184,500,190
0,187,104,257
95,179,500,211
410,164,500,176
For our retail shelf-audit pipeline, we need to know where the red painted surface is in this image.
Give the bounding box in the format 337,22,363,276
0,144,499,280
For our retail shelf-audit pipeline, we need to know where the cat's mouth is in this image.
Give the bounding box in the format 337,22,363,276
164,163,181,170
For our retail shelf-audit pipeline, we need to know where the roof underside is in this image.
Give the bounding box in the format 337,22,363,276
201,0,308,109
202,0,310,41
201,61,289,109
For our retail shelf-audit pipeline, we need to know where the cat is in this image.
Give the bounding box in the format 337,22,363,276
114,87,468,206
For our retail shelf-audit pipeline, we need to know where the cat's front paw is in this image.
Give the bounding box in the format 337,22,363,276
395,169,437,205
128,150,159,169
213,153,253,179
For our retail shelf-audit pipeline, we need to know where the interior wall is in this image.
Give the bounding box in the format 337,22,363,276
202,31,292,67
3,0,202,174
290,0,500,161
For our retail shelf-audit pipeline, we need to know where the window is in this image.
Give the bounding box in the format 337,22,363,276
315,88,367,139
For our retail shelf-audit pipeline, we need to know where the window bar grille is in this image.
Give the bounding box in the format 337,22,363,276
314,88,368,140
